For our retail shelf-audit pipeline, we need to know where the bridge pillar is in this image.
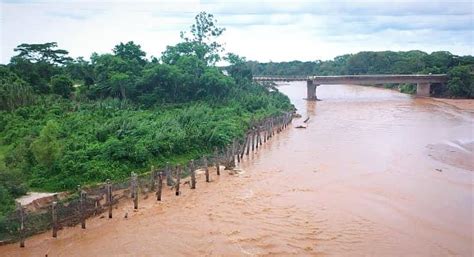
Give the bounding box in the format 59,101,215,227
416,82,430,97
306,80,319,101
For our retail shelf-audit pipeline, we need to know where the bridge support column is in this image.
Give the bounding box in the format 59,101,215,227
416,82,430,97
306,80,319,101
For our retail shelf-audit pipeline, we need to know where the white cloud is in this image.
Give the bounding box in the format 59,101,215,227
0,0,472,64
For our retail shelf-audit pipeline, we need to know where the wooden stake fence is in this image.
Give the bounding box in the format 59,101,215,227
13,112,293,247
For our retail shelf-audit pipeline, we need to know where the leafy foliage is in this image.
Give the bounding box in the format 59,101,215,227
447,65,473,97
13,42,72,64
112,41,147,66
30,120,62,168
0,66,34,111
172,11,225,65
51,75,74,98
0,13,293,218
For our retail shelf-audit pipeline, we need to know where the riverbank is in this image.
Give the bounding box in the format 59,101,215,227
432,98,474,112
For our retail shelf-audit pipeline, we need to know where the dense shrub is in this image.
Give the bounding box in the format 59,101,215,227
51,75,74,98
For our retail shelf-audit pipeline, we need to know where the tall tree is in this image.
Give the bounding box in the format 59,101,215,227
13,42,72,64
113,41,147,66
163,12,225,65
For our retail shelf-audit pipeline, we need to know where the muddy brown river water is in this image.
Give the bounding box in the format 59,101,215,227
2,83,473,257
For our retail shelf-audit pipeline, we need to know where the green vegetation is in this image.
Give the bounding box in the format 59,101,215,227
0,12,292,218
248,51,474,98
447,65,473,97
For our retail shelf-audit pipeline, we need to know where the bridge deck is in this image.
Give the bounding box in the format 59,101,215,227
253,74,447,84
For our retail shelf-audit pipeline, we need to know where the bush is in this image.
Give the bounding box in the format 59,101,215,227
399,83,416,94
0,65,34,111
51,75,74,98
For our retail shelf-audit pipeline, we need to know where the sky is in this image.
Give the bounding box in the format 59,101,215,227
0,0,473,64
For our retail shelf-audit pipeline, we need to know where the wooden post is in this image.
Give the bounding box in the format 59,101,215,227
236,142,241,163
277,117,281,133
132,173,138,209
229,142,233,163
224,145,232,170
150,165,155,192
78,185,86,229
190,160,196,189
166,162,174,187
18,203,25,247
130,172,135,199
271,118,274,136
52,201,58,238
204,157,210,182
264,122,267,143
268,120,272,140
214,148,221,175
175,165,181,196
230,140,236,167
156,171,163,201
106,179,112,218
255,129,259,150
267,120,271,139
251,129,255,152
245,131,252,155
240,133,248,158
275,117,278,133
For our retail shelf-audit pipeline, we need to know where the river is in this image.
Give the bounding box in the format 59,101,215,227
2,82,473,257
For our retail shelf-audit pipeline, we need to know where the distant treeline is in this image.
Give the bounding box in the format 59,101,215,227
247,51,474,97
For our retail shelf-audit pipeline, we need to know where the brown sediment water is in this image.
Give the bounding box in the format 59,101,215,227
2,83,473,257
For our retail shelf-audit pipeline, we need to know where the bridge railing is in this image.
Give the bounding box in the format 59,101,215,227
253,75,310,81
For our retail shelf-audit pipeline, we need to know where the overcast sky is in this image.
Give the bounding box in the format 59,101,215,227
1,0,473,64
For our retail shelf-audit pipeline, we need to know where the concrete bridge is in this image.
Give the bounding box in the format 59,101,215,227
253,74,448,99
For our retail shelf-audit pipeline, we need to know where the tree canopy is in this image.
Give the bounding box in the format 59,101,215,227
164,12,225,65
13,42,72,64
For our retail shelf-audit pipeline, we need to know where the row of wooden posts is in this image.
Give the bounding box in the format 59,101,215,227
16,112,293,247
